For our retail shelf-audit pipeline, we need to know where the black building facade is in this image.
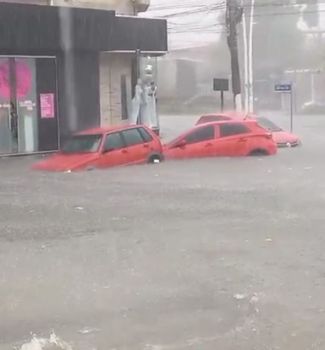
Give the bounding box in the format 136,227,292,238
0,2,167,155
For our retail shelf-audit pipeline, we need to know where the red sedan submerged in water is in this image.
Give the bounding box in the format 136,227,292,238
196,113,301,148
33,125,163,172
164,120,277,159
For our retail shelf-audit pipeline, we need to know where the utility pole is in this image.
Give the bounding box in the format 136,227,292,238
226,0,243,111
248,0,255,113
242,4,249,113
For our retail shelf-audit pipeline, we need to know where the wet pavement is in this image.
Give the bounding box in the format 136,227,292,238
1,112,325,350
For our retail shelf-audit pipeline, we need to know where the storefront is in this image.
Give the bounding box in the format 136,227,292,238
0,56,58,155
0,2,167,156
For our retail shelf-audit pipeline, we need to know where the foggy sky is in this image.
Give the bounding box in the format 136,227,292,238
143,0,224,50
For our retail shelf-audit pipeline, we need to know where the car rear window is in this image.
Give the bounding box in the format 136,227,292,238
122,128,144,146
185,125,214,144
220,123,250,137
138,127,153,142
62,134,102,153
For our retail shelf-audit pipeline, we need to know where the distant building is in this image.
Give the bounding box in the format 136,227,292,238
157,44,231,113
158,59,198,101
0,1,167,156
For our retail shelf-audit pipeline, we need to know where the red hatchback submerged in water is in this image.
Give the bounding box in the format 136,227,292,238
196,113,301,148
164,120,277,159
33,125,163,172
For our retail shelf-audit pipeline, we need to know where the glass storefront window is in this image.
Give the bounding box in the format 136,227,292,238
0,57,58,155
0,58,12,154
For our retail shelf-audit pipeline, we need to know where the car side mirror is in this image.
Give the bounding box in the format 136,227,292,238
177,139,187,148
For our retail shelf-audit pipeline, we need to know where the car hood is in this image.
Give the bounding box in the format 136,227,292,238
272,130,300,145
32,152,99,172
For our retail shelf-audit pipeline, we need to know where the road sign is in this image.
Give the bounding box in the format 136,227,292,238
274,84,292,92
213,78,229,92
213,78,229,112
274,83,294,132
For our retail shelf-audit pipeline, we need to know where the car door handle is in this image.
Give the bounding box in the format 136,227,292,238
143,144,150,148
121,149,128,154
238,138,246,142
205,143,213,147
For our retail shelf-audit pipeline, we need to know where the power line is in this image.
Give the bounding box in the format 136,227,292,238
148,0,325,17
168,7,325,31
152,0,324,50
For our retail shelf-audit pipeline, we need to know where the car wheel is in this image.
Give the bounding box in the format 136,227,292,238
148,154,163,164
249,149,269,156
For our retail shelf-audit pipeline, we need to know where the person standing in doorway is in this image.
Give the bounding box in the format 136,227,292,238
10,102,18,150
141,81,158,129
149,81,158,128
130,79,143,125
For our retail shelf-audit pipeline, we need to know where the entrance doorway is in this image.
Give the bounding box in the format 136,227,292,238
0,56,58,155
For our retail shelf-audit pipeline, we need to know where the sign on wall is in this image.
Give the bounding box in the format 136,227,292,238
40,93,55,119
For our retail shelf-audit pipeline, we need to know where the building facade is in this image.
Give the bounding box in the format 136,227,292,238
0,0,150,14
0,1,167,156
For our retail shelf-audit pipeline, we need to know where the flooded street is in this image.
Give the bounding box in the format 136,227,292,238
1,113,325,350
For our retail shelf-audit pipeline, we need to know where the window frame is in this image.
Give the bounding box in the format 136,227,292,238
103,132,126,152
138,127,153,143
218,123,251,138
184,125,215,145
121,127,146,147
62,134,103,154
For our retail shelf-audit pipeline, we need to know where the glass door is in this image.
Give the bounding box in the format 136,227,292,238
0,57,38,155
15,58,38,153
0,58,14,154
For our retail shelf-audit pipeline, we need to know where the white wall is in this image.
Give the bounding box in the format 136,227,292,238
100,53,132,126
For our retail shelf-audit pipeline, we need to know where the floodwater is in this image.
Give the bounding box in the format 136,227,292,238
2,112,325,350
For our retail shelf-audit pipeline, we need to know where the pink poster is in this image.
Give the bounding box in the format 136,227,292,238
40,93,55,119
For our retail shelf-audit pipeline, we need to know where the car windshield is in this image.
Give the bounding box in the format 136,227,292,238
257,117,282,132
61,134,102,153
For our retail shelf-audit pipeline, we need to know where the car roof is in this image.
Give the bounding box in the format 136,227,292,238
200,112,259,119
76,124,141,135
194,119,257,127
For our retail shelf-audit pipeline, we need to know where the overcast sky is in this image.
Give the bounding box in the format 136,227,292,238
142,0,226,51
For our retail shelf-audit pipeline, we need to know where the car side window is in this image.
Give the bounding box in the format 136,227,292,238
104,132,124,151
220,123,250,137
138,127,153,142
185,125,214,144
122,128,144,146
